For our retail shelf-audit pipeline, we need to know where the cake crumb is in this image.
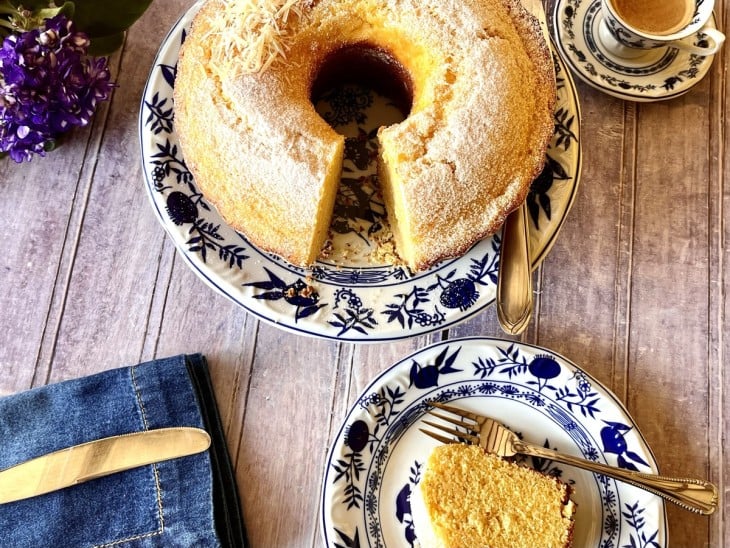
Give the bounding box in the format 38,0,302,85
319,238,334,259
367,225,402,267
285,277,316,299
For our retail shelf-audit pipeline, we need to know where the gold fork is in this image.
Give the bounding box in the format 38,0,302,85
421,401,718,515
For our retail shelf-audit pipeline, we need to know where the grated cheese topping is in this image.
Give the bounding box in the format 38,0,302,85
204,0,312,75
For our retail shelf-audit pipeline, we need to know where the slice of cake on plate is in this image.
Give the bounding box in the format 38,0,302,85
411,443,576,548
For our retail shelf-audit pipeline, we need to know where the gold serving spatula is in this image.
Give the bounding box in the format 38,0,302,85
496,203,533,335
497,0,554,335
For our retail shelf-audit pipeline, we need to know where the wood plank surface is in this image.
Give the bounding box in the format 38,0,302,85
0,0,727,546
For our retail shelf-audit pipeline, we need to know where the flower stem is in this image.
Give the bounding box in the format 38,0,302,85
0,5,17,15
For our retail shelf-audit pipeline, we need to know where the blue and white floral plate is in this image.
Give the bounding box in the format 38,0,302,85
139,4,581,342
554,0,717,101
321,337,667,547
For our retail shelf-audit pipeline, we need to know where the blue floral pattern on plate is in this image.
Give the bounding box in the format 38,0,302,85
139,3,581,341
321,337,667,547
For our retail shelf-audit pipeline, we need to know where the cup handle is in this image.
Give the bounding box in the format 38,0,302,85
672,27,725,56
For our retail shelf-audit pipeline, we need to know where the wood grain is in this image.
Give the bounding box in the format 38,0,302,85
0,0,726,546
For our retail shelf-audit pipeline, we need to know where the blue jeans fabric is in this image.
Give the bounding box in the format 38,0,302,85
0,354,246,548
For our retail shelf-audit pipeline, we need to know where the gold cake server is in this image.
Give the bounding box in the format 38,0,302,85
497,0,555,335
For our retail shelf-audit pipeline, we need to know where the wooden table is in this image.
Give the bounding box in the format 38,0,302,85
0,1,726,546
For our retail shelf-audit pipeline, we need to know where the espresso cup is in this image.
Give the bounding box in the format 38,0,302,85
598,0,725,58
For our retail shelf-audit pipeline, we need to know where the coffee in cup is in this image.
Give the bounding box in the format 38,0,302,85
599,0,725,58
610,0,693,36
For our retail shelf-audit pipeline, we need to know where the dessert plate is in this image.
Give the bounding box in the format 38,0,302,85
320,337,667,547
553,0,717,101
140,3,582,342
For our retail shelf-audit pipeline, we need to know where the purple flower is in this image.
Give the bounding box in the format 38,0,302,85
0,15,116,162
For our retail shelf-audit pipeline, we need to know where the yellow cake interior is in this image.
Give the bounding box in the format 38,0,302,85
415,443,575,548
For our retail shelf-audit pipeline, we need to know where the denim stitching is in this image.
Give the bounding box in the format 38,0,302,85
131,364,150,430
92,366,166,547
94,529,164,547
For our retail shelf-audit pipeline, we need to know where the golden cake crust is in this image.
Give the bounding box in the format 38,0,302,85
174,0,344,266
174,0,556,270
377,0,555,270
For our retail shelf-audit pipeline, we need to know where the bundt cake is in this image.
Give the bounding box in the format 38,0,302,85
174,0,555,270
411,443,576,548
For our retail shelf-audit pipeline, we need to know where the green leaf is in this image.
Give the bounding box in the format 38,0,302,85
34,3,75,21
56,2,75,18
44,138,58,152
70,0,152,48
0,1,74,32
87,31,124,55
14,0,54,9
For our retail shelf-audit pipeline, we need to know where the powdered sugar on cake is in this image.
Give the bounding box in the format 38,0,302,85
174,0,555,270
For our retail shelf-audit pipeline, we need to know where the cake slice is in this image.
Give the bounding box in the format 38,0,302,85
411,443,575,548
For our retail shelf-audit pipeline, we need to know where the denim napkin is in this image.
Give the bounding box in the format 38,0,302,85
0,354,246,548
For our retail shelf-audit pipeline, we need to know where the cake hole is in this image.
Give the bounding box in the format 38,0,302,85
310,42,413,118
311,43,412,268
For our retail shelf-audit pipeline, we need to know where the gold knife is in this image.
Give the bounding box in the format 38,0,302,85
0,427,211,504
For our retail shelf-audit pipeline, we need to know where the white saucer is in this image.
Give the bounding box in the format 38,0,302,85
553,0,717,101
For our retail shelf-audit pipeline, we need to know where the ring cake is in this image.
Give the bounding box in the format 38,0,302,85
411,443,576,548
174,0,556,271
